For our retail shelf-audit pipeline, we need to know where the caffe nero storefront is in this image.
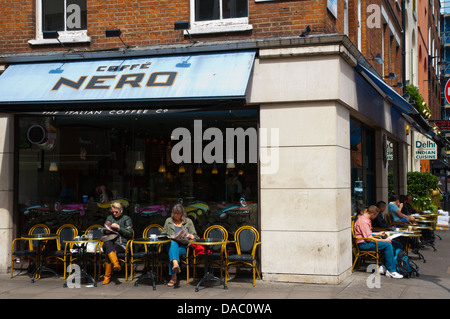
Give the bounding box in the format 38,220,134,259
0,50,259,239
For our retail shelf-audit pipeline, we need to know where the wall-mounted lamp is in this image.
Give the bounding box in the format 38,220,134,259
42,31,69,50
174,21,197,43
105,29,130,48
384,72,397,80
368,53,384,65
392,82,403,88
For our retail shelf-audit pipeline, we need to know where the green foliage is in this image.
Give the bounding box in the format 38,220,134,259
407,172,439,210
405,84,431,119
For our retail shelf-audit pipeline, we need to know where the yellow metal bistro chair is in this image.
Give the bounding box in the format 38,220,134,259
45,224,78,279
225,225,261,287
192,225,229,282
351,220,382,273
128,224,163,281
11,224,50,278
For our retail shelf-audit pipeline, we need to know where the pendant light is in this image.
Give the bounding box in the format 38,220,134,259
135,152,144,170
49,161,58,171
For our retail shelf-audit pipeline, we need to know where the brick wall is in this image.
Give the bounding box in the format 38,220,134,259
0,0,343,54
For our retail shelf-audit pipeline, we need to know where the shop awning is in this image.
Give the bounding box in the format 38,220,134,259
0,50,256,111
355,63,436,138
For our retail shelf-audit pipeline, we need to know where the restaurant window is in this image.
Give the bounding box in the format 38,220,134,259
189,0,252,34
350,119,375,214
16,109,259,237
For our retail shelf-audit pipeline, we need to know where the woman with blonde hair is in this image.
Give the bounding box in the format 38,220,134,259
161,203,198,287
102,200,133,284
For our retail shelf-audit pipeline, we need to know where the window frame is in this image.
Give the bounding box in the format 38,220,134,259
28,0,90,46
188,0,252,35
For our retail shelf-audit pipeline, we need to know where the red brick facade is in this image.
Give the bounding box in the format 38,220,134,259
0,0,441,117
0,0,345,53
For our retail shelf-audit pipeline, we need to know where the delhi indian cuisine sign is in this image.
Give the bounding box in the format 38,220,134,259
414,135,437,160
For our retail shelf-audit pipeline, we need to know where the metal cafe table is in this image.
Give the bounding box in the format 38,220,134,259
190,238,227,292
63,237,101,287
133,237,170,290
20,233,59,282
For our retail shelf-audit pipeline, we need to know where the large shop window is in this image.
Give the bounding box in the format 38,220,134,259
17,109,258,236
350,119,376,213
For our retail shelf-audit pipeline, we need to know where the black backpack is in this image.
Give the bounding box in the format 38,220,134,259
394,248,419,278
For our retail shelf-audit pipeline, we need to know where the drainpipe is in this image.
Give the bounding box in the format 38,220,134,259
402,0,406,94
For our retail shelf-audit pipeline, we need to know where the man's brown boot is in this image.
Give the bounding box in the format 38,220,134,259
103,263,112,285
108,251,121,272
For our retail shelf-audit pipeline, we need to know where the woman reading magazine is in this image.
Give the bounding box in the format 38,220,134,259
161,203,199,287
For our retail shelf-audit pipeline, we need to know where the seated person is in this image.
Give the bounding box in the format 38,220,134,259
401,194,417,216
161,203,199,287
354,205,403,279
102,200,133,285
371,201,390,229
354,204,368,220
389,194,415,224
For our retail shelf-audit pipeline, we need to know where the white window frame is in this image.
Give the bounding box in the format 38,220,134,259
28,0,90,45
188,0,253,35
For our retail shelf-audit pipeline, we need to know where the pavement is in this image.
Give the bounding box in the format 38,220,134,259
1,230,449,302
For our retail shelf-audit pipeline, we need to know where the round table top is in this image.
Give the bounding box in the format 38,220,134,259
414,219,435,223
132,237,171,245
64,238,101,244
21,233,58,240
398,228,421,234
191,238,225,246
400,233,422,237
411,225,433,230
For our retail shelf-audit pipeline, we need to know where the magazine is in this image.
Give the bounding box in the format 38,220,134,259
170,227,190,243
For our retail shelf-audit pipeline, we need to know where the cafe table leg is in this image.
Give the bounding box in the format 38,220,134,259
195,247,227,292
134,244,166,290
31,241,59,283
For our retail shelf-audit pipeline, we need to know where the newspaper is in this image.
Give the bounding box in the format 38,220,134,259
104,221,118,234
170,227,190,243
386,232,403,240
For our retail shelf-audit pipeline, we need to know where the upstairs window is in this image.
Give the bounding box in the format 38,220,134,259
189,0,252,34
195,0,248,21
29,0,90,45
42,0,87,31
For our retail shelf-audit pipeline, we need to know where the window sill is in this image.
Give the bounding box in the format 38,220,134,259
187,23,253,35
28,35,91,46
